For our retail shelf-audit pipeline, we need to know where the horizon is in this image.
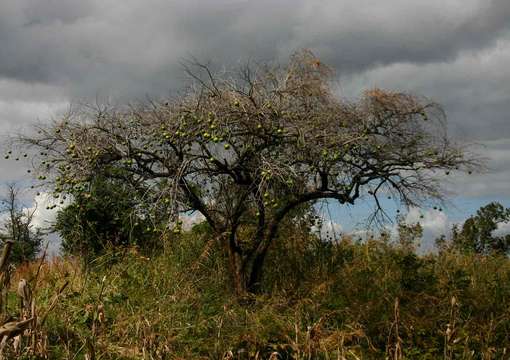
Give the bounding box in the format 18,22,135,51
1,0,509,253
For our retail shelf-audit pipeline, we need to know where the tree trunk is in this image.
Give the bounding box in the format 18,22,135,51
246,249,267,293
223,233,247,296
230,251,246,296
226,225,277,295
247,221,281,293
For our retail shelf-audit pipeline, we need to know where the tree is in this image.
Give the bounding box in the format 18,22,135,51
452,202,510,255
397,218,423,252
0,184,43,264
54,175,162,258
17,50,478,294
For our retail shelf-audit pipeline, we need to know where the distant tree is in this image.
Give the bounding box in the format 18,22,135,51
0,184,43,264
54,175,162,257
18,50,478,294
397,218,423,251
452,202,510,255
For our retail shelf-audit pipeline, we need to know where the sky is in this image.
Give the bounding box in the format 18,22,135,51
0,0,509,251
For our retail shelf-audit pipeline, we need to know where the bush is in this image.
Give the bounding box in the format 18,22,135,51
14,229,510,359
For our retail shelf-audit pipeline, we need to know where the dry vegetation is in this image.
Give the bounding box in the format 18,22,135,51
1,228,510,359
1,50,492,359
17,50,478,295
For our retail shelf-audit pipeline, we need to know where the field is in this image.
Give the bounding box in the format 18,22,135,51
3,230,510,359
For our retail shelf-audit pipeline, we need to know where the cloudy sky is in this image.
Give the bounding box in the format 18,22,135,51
0,0,509,249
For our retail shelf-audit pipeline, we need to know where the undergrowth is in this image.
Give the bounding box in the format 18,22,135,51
9,231,510,359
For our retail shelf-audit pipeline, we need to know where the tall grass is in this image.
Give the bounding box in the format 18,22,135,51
8,230,510,359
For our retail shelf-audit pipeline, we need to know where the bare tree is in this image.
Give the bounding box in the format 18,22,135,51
17,50,479,294
0,184,43,264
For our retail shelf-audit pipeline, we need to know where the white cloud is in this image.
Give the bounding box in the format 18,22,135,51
405,207,449,233
345,207,452,251
0,190,69,256
311,218,343,241
494,221,510,237
0,190,67,230
404,207,450,252
25,191,72,230
180,211,205,230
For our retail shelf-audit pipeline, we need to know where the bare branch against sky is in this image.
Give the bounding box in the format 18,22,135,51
0,0,509,245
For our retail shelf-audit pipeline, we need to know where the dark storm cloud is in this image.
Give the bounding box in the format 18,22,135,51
341,36,510,140
282,0,510,72
450,139,510,197
0,0,95,83
0,0,509,99
0,0,509,200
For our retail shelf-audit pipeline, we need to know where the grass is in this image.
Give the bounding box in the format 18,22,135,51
5,230,510,359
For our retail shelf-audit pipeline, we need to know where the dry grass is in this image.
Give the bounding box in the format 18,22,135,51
1,232,510,359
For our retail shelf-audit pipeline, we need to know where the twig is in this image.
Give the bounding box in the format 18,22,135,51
31,241,49,290
38,281,69,328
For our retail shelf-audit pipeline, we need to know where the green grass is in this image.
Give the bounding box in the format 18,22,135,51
10,232,510,359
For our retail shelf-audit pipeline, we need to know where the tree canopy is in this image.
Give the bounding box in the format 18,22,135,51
452,202,510,255
54,175,163,258
16,50,478,293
